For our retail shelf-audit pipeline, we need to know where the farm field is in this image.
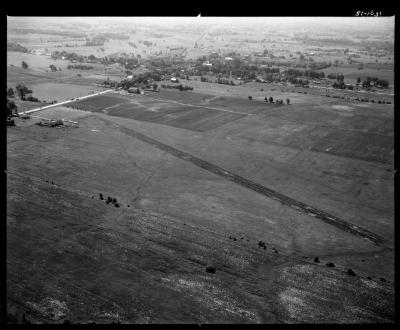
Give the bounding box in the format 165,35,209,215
6,16,394,324
66,90,394,240
7,82,394,324
7,104,394,323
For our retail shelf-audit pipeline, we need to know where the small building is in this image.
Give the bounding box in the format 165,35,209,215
170,77,179,83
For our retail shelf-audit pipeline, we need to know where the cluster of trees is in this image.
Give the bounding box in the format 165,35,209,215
262,96,290,104
10,27,85,38
7,88,15,97
52,51,86,63
7,42,28,53
247,95,290,105
216,77,235,85
327,73,345,80
25,95,40,102
362,76,389,89
288,77,309,87
49,64,59,72
308,61,331,70
161,84,193,91
7,98,17,117
286,69,325,79
332,80,347,89
103,71,163,90
67,64,93,70
86,36,106,46
14,84,32,100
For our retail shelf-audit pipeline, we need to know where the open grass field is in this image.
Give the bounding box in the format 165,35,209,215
7,100,394,322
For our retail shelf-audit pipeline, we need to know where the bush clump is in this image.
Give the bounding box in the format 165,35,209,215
206,266,216,274
347,268,356,276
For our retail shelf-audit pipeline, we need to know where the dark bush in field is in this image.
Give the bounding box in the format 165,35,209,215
114,203,120,208
206,266,216,273
347,269,356,276
99,193,104,200
380,278,386,282
326,262,335,267
314,257,320,263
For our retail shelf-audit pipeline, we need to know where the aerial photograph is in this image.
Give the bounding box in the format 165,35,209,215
6,16,395,323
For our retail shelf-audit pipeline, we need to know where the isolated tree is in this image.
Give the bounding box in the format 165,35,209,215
7,99,17,117
15,84,25,100
357,77,361,84
264,97,269,102
286,98,290,105
21,61,28,69
269,96,273,103
7,88,14,97
248,95,252,100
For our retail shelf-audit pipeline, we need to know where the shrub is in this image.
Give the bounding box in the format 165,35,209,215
206,266,216,273
347,269,356,276
326,262,335,267
314,257,320,263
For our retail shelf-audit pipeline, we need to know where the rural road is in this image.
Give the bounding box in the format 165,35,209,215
21,89,114,115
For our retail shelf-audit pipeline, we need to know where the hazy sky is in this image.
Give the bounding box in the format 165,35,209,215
8,16,394,32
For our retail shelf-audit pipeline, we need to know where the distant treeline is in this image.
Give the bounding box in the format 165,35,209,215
9,28,85,38
86,36,106,46
161,84,193,91
286,69,325,79
67,64,93,70
100,33,130,40
7,42,29,53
